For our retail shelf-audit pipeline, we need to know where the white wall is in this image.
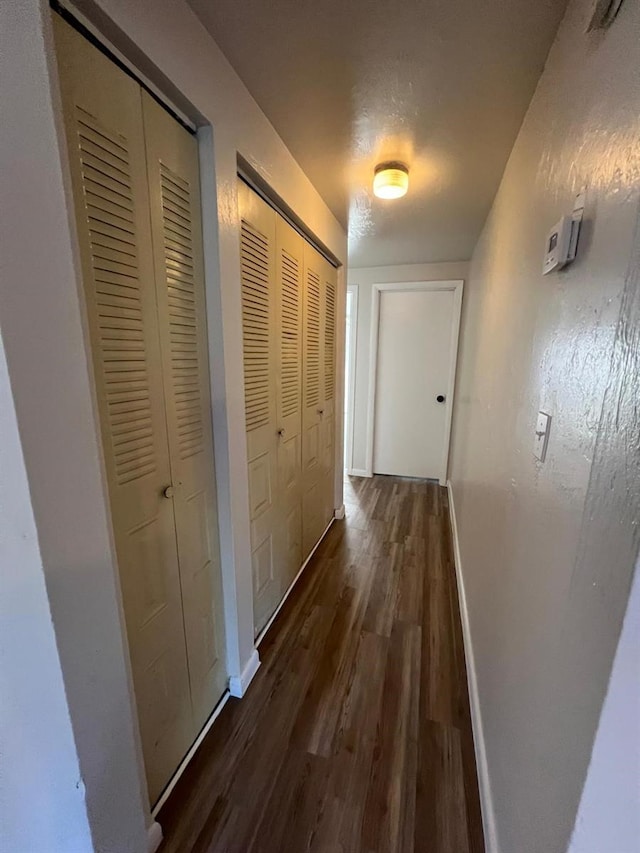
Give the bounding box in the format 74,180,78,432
1,0,346,848
448,0,640,849
0,331,93,853
347,262,469,474
568,556,640,853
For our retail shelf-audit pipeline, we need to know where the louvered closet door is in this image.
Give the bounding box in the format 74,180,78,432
320,258,337,527
142,93,227,732
275,216,303,585
53,17,193,803
238,181,281,634
301,242,326,558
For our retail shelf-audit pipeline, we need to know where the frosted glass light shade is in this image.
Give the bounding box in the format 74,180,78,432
373,162,409,199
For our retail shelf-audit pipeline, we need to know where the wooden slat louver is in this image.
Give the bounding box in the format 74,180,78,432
77,107,157,485
280,249,301,418
324,278,336,401
159,162,204,460
241,221,271,431
305,268,321,407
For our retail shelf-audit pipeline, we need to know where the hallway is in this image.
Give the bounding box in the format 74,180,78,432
157,475,484,852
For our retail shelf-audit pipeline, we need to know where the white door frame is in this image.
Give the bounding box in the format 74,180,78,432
344,284,358,473
365,280,464,484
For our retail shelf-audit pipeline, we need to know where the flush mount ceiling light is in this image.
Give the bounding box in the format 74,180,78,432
373,162,409,199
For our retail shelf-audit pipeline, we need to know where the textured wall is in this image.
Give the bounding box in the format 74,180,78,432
448,0,640,850
567,556,640,853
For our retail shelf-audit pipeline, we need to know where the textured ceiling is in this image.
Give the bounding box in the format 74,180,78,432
188,0,568,266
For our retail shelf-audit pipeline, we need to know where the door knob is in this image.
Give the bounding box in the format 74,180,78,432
277,428,285,437
317,408,324,416
162,485,174,499
436,395,446,403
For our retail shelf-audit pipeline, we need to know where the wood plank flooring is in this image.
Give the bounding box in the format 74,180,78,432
157,475,485,853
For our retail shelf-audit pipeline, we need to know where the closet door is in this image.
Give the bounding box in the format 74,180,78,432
142,93,227,731
275,217,303,585
53,18,193,803
238,181,280,634
321,259,337,527
301,243,326,557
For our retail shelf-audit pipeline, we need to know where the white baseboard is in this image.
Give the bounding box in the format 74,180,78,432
346,468,372,478
254,517,335,647
229,648,261,698
146,821,162,853
334,503,345,520
447,481,499,853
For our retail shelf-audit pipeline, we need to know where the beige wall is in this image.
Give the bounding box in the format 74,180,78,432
449,0,640,850
347,262,469,475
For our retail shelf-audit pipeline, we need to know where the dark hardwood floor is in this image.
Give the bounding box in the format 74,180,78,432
157,475,485,853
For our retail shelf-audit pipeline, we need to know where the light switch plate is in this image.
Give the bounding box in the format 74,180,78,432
534,411,551,462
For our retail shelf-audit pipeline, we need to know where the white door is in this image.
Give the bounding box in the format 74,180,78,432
275,215,303,587
301,243,325,558
238,182,281,635
238,182,340,628
143,92,227,735
373,287,456,480
344,288,356,470
54,17,194,802
55,17,230,803
320,257,337,527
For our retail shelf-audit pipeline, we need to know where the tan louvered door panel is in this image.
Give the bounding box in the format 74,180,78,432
238,181,281,634
275,217,303,585
321,258,337,527
301,242,326,558
53,18,193,803
142,93,227,733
